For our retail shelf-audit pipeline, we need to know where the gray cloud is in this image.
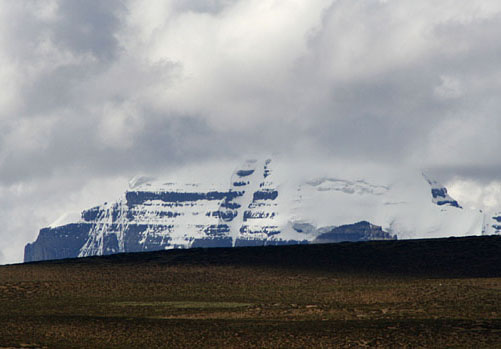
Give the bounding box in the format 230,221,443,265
1,0,501,263
52,1,125,61
171,0,236,14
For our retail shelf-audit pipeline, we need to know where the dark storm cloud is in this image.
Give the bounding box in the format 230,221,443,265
1,0,501,263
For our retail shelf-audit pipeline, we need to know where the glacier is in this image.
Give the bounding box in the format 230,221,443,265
24,159,501,262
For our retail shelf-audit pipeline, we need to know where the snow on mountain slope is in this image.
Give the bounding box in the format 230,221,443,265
49,211,83,228
24,159,495,262
278,167,484,240
422,173,462,208
483,211,501,235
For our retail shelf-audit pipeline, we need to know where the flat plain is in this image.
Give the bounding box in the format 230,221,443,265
1,236,501,348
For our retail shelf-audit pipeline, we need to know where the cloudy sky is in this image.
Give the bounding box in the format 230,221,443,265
1,0,501,264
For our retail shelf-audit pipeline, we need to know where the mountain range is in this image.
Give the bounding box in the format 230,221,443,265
24,159,501,262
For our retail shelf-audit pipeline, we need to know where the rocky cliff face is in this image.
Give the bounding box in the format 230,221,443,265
25,159,495,262
24,224,91,262
26,159,305,262
314,221,396,243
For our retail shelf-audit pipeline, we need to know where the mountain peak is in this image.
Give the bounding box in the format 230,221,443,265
24,160,494,262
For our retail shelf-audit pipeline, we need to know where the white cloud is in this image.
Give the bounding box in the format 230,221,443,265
122,0,332,128
98,101,144,149
448,179,501,211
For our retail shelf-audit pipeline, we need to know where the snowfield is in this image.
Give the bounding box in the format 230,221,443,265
25,158,500,262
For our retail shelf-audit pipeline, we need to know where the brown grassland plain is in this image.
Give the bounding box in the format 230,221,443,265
1,237,501,348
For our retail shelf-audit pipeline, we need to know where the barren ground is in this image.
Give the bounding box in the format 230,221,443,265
1,237,501,348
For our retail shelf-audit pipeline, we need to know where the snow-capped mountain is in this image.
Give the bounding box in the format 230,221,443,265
24,159,497,262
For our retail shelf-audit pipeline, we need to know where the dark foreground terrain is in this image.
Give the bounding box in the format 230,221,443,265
1,236,501,348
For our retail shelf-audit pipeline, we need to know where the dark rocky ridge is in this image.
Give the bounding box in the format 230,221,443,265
314,221,396,243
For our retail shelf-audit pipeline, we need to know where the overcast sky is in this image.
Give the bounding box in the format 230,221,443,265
1,0,501,264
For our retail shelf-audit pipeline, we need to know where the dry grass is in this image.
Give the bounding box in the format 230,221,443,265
1,262,501,348
2,237,501,348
